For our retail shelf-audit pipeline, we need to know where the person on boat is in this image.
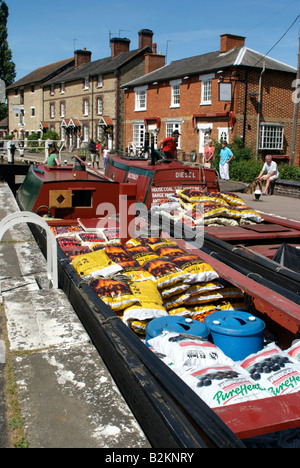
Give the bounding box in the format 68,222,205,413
158,130,180,160
219,141,234,180
43,145,60,167
255,155,279,195
203,139,215,168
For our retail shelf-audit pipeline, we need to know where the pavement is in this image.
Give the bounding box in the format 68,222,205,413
0,182,150,449
219,179,300,223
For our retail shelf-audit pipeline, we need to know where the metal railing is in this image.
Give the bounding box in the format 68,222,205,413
0,139,66,163
0,211,58,294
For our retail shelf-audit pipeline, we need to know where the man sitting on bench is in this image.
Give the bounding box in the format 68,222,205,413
255,155,279,195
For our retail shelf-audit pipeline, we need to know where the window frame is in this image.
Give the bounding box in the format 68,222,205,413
134,86,148,112
133,122,145,148
60,101,65,118
199,73,214,106
165,120,182,149
50,103,55,119
259,123,284,151
97,75,103,88
97,97,103,115
83,98,89,116
170,79,182,108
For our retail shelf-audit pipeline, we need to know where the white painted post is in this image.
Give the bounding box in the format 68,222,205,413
0,212,58,294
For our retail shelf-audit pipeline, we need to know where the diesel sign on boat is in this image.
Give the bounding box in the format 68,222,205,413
175,171,196,179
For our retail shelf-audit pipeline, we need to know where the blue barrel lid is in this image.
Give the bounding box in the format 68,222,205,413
204,310,265,337
146,316,209,341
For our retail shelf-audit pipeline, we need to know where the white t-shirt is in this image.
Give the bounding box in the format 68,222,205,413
103,149,110,159
263,160,278,177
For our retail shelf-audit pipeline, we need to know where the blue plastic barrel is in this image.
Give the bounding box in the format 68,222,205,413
204,310,265,361
145,316,209,347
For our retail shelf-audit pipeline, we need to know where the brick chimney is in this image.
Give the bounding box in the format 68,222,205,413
110,37,131,58
74,48,92,68
138,29,154,51
220,34,246,53
145,48,166,75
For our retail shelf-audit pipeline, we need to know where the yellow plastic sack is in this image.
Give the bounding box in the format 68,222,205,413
187,281,224,296
171,255,219,284
89,278,138,311
163,292,192,310
123,279,168,326
219,192,246,206
160,282,190,299
71,249,123,279
186,291,223,306
168,307,193,317
130,320,149,335
220,287,244,300
125,244,159,265
141,257,189,289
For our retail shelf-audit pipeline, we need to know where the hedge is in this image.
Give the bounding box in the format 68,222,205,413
211,136,300,183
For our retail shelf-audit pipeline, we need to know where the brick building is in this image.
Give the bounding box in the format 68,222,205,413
7,29,165,152
122,33,299,166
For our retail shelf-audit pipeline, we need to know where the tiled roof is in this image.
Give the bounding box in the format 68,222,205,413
43,47,151,86
7,58,74,89
122,46,296,88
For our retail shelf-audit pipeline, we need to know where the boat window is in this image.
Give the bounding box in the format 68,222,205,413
72,190,92,207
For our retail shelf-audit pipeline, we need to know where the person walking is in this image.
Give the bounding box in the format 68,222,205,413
103,145,110,172
219,141,234,180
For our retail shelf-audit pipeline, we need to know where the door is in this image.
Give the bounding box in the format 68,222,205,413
148,124,158,149
198,124,213,155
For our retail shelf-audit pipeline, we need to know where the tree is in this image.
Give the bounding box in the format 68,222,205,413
0,1,15,85
0,1,16,120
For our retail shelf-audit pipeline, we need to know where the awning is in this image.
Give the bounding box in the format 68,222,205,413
193,112,231,128
61,118,81,128
98,116,114,127
144,117,161,130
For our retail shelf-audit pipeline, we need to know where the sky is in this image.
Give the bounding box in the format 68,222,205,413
4,0,300,81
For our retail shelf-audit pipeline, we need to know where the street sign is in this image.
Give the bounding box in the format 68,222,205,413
0,80,5,104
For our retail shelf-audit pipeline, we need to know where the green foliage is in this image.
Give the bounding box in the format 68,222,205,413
212,135,255,167
278,164,300,182
27,132,42,152
227,160,263,183
0,1,16,86
41,130,60,141
211,135,300,183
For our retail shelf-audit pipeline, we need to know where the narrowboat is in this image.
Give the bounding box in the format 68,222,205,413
13,158,300,448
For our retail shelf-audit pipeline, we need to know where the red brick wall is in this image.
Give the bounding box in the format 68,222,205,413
123,67,300,165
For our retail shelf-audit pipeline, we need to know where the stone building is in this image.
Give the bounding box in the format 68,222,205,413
6,29,165,152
